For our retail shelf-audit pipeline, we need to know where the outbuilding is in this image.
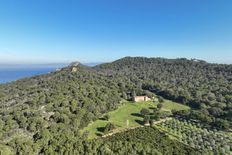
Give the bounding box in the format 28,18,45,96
133,96,151,102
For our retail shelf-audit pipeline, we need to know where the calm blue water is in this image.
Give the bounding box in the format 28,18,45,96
0,68,57,84
0,63,101,84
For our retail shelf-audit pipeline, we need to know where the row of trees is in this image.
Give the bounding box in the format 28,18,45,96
158,119,232,154
173,109,231,130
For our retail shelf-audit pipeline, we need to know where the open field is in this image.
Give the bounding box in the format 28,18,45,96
82,99,189,139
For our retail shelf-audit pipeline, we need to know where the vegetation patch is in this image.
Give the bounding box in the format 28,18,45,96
99,127,201,155
0,144,13,155
82,100,189,139
156,118,232,154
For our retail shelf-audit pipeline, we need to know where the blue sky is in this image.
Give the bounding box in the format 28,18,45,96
0,0,231,64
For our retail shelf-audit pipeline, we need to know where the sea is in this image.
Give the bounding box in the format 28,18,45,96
0,63,101,84
0,64,68,84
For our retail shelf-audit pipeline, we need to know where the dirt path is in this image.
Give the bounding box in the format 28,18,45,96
153,117,172,125
102,117,172,138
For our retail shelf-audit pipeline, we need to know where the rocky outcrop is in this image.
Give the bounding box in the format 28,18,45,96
71,67,78,73
69,61,80,73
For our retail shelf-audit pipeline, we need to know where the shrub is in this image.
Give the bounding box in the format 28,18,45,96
140,108,150,116
104,123,115,134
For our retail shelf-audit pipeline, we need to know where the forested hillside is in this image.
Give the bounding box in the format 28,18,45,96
0,57,231,154
95,57,232,128
0,64,128,154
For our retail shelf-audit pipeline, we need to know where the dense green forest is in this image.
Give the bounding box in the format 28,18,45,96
0,57,231,154
95,57,232,128
94,127,201,155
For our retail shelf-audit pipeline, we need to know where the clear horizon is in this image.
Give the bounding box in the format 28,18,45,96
0,0,231,64
0,57,232,65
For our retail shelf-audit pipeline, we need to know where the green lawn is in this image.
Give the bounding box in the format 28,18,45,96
161,99,190,111
82,99,189,139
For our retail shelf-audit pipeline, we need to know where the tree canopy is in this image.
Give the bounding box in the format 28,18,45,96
0,57,231,154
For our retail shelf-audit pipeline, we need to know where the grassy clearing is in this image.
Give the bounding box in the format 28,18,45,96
82,99,189,139
160,99,189,111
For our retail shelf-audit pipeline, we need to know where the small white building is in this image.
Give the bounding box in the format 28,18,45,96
133,96,151,102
